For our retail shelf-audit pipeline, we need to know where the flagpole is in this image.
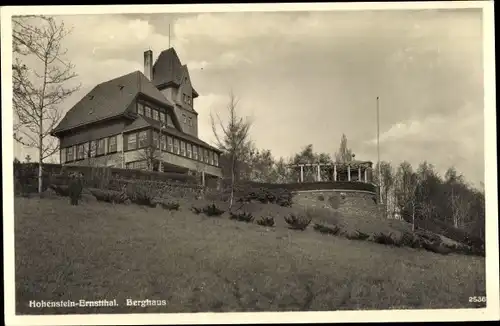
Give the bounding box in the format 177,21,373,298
377,96,382,205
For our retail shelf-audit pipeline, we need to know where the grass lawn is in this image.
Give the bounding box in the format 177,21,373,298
14,196,486,314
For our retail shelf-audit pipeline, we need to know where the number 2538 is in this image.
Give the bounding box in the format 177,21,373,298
469,296,486,303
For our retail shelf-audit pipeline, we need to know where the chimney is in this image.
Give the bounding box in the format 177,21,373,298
144,50,153,81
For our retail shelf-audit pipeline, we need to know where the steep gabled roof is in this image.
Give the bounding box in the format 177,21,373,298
52,71,174,135
152,48,199,98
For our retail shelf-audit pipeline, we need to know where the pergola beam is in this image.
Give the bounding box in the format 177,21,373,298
288,161,374,184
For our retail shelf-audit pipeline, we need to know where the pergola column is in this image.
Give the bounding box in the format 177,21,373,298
317,164,321,182
347,165,351,181
300,165,304,183
364,168,368,183
333,164,337,181
358,166,361,182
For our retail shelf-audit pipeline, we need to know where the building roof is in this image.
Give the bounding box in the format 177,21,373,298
152,48,199,98
52,71,175,135
123,115,221,153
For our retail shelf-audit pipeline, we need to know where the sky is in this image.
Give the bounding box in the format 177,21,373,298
12,7,486,186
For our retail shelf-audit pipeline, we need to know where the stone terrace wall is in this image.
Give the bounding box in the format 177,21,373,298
293,189,383,219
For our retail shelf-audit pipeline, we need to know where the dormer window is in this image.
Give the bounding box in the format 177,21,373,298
182,93,192,105
137,103,144,115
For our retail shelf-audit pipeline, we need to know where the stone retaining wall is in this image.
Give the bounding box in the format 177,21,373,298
293,189,382,218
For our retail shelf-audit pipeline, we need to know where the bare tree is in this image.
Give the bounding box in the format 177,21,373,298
13,16,81,193
136,144,161,171
379,161,395,218
210,91,252,211
395,161,418,231
450,190,471,229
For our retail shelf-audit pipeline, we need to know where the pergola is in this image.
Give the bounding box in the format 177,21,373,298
288,161,374,183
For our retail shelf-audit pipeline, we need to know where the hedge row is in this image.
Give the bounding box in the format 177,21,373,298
235,180,377,193
14,163,199,195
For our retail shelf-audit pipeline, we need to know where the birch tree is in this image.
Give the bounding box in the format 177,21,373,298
211,91,252,211
13,16,81,193
395,161,418,231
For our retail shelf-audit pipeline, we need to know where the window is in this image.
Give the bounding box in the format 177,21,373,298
167,136,173,152
127,133,137,150
198,147,203,162
188,117,192,127
187,143,192,158
67,147,74,162
84,142,90,158
145,105,151,118
108,135,117,153
61,148,67,163
209,151,214,165
152,131,159,148
180,141,186,156
138,103,144,115
77,144,85,160
214,153,219,167
204,149,209,163
174,138,180,154
182,114,187,124
192,145,198,160
152,109,159,121
183,93,192,105
97,138,105,155
167,114,174,127
138,131,148,148
161,134,167,151
160,112,166,124
89,140,97,157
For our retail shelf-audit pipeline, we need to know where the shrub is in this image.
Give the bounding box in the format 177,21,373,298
313,223,340,236
14,163,51,195
125,181,162,207
232,184,294,207
421,240,451,255
400,232,424,249
372,233,399,246
345,230,370,241
49,184,70,197
317,194,325,201
284,212,312,231
161,201,180,211
68,174,84,206
203,203,225,217
191,206,203,215
257,216,275,227
89,188,128,204
229,211,254,223
415,230,442,245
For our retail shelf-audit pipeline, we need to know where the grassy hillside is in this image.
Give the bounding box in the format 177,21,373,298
14,196,486,314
